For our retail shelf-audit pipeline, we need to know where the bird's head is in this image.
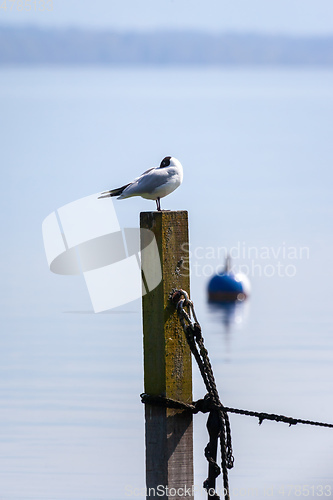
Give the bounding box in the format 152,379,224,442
159,156,181,169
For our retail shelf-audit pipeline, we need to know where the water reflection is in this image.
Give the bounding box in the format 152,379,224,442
207,299,249,334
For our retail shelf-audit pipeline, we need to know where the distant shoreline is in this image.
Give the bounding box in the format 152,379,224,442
1,25,333,65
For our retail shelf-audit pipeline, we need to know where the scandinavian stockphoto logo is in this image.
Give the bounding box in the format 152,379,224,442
42,194,162,312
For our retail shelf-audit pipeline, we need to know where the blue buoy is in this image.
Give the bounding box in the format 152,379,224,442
208,256,250,303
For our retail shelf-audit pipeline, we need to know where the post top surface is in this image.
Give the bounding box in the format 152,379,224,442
140,210,188,215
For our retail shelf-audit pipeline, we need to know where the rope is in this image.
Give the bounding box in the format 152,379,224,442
141,288,333,500
140,393,333,429
172,289,233,500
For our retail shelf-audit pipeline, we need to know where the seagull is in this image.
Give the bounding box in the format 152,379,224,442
98,156,183,211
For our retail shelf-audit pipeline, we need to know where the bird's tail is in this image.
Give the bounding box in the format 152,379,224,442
98,183,131,199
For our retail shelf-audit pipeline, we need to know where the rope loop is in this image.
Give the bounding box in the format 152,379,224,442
172,288,233,500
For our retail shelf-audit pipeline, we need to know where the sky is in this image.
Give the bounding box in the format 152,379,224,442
1,0,333,35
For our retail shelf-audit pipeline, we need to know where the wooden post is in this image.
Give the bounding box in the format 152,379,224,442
140,211,193,500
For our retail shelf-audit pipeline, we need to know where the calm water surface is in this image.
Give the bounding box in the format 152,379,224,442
0,66,333,499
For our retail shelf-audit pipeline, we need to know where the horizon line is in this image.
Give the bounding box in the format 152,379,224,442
1,23,333,39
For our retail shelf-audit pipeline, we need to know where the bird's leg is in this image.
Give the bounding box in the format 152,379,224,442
156,197,161,211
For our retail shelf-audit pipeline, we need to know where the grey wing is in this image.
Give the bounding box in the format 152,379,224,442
123,167,170,196
128,167,156,183
138,167,156,177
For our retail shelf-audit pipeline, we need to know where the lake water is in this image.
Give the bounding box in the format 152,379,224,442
0,66,333,499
